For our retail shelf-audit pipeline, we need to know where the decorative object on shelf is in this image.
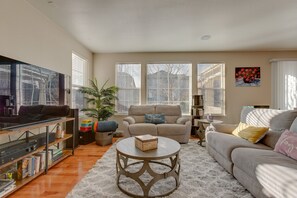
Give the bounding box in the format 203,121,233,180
135,134,158,151
55,123,62,138
206,114,213,122
235,67,261,87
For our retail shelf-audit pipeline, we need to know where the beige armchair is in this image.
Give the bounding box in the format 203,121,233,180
123,105,191,143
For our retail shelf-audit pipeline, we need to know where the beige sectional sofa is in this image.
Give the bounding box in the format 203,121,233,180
123,105,191,143
206,107,297,198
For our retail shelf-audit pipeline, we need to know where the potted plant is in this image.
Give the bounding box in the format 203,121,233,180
79,78,119,146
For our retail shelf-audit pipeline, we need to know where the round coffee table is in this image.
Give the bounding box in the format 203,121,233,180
116,136,181,197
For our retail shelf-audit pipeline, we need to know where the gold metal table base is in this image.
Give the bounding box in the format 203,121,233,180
116,152,180,198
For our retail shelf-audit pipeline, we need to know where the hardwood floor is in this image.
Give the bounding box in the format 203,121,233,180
10,139,116,198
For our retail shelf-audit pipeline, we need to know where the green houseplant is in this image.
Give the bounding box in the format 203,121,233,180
79,78,118,121
79,78,119,146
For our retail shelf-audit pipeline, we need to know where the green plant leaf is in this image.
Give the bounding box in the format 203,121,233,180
78,78,118,120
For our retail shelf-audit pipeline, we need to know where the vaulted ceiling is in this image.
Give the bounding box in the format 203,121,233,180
27,0,297,53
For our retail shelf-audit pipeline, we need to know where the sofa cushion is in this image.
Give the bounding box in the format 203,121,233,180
129,105,155,116
270,110,297,132
164,116,179,124
206,131,271,161
290,117,297,132
155,105,181,116
231,148,297,198
232,122,268,143
274,130,297,160
260,130,283,148
155,105,181,124
176,117,190,124
144,114,165,124
123,116,135,124
157,124,187,136
240,107,284,128
128,123,157,136
132,116,145,123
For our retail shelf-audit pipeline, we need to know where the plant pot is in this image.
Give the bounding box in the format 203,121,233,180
95,131,113,146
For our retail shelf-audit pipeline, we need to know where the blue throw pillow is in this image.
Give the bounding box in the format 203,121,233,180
144,114,165,124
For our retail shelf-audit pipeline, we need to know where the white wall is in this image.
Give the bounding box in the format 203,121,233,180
0,0,93,143
93,51,297,131
0,0,93,76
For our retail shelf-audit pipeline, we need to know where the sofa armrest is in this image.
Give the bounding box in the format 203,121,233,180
211,123,238,134
176,116,191,125
123,116,135,125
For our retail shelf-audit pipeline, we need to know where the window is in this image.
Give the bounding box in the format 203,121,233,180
147,63,192,114
116,63,141,114
197,63,225,115
0,64,11,96
271,60,297,110
72,53,87,110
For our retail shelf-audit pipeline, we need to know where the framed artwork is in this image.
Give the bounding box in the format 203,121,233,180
235,67,260,87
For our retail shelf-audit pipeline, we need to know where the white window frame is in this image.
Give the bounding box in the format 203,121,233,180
197,63,225,116
146,62,192,114
115,63,141,114
71,52,88,110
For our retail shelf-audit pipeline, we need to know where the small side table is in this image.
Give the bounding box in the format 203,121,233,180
195,119,223,146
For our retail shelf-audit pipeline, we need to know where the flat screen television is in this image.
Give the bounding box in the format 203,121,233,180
0,55,70,130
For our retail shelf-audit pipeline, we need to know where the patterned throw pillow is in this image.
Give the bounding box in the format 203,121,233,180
144,114,165,124
232,122,268,143
274,130,297,160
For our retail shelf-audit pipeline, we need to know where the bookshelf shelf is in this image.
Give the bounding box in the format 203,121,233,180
49,150,72,168
0,117,74,136
0,118,76,198
0,134,73,170
8,171,44,196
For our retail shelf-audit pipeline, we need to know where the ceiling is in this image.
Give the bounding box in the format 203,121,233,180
27,0,297,53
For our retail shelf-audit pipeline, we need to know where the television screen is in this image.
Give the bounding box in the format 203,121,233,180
0,55,70,130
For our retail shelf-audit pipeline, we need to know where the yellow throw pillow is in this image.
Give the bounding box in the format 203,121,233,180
232,122,268,143
232,122,249,137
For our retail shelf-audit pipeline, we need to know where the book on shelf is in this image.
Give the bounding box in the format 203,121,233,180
48,151,52,166
27,157,35,177
34,152,46,171
49,148,63,162
17,158,29,180
34,155,40,174
0,179,16,198
0,179,15,192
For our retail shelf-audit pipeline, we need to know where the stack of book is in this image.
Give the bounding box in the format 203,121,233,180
50,148,63,162
0,179,16,197
17,151,49,180
15,147,64,181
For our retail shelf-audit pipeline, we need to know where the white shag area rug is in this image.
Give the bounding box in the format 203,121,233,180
67,140,253,198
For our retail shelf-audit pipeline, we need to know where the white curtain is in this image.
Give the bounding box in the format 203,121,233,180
271,60,297,110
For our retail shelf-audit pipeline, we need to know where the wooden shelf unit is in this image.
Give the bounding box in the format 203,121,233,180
0,134,73,170
0,118,76,197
